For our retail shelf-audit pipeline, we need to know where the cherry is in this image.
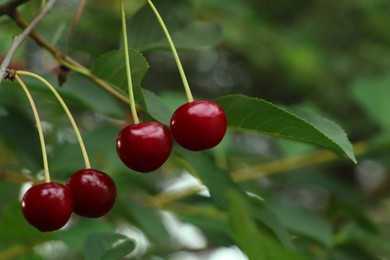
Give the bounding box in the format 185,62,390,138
66,169,117,218
21,182,73,232
116,122,172,173
170,100,227,151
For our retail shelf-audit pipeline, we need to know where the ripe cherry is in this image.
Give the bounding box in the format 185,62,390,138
21,182,73,232
66,169,117,218
116,122,172,173
170,100,227,151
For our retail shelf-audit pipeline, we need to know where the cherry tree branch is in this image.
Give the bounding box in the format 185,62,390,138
9,11,130,104
0,0,29,17
0,0,57,84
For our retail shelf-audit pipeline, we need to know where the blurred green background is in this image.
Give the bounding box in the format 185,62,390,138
1,0,390,259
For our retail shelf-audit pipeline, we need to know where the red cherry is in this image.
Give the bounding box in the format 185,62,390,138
116,122,172,173
170,100,227,151
21,182,73,232
66,169,117,218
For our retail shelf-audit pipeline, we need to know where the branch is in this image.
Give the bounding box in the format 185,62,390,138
0,0,57,84
0,0,29,17
10,11,131,105
65,0,87,53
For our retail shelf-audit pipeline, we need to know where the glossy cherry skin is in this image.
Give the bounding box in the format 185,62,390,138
66,169,117,218
116,122,172,173
21,182,73,232
170,100,227,151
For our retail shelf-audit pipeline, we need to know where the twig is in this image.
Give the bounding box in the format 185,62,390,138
0,0,57,84
0,0,29,17
64,0,87,53
9,11,131,105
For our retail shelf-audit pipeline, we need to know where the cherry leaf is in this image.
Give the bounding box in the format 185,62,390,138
91,49,148,109
216,94,356,163
227,190,307,260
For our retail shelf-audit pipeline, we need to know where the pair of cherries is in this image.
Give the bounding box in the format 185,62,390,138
116,100,227,173
21,169,117,232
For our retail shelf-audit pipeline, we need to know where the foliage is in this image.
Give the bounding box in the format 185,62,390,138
1,0,390,259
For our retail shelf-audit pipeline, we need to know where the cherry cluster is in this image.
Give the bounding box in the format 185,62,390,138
17,0,227,233
116,0,228,173
116,100,227,173
7,71,118,232
22,169,116,232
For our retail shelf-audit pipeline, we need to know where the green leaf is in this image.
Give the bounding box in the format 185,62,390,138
83,233,135,260
142,88,172,125
159,91,188,112
227,190,307,260
216,94,356,163
228,190,265,259
248,196,296,250
91,49,148,109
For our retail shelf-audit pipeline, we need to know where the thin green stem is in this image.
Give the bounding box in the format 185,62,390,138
147,0,194,103
58,58,91,77
58,57,131,104
14,74,51,183
16,71,91,169
120,0,139,124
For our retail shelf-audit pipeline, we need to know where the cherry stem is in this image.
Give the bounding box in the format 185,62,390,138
120,0,140,124
14,74,51,183
58,58,91,77
57,58,130,104
16,71,91,169
146,0,194,103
